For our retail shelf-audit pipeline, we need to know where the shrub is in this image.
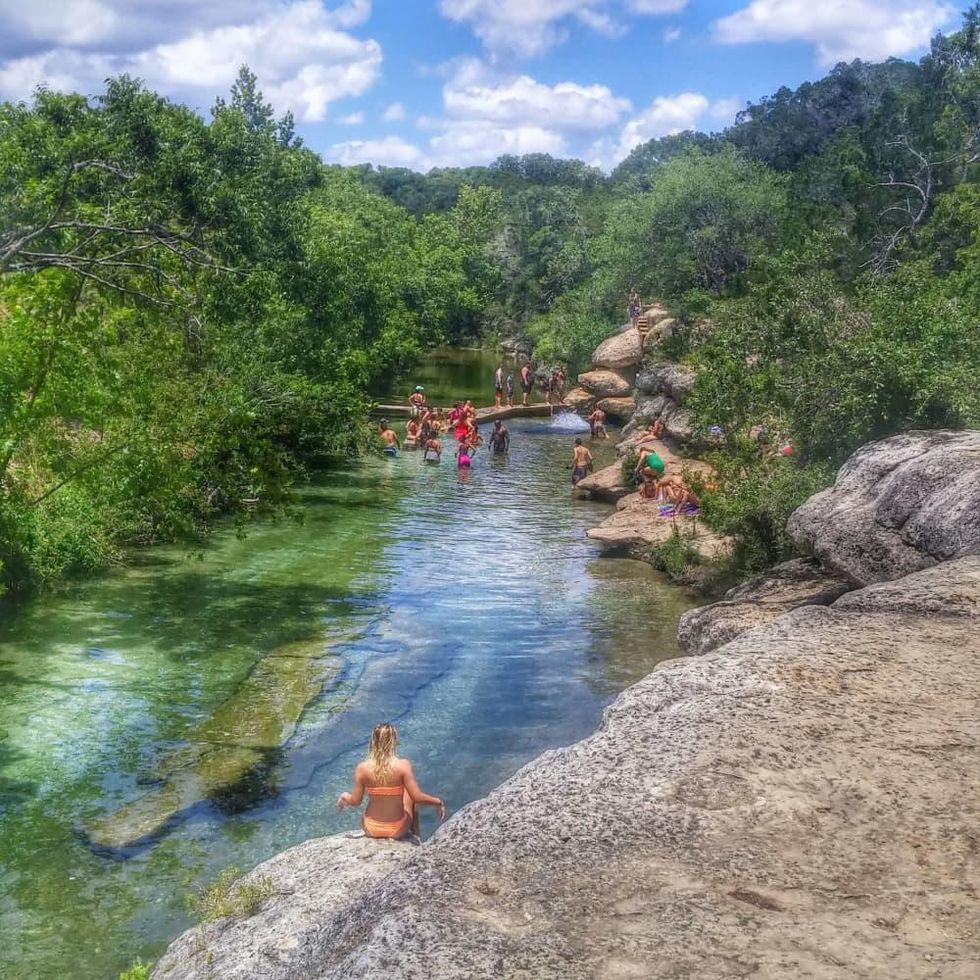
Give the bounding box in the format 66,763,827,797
119,959,152,980
189,867,276,924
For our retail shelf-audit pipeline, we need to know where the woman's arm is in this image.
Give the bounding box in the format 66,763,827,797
336,765,366,811
401,761,447,821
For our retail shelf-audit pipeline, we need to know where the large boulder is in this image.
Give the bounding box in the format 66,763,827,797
577,369,633,398
678,558,854,655
564,386,595,412
595,396,636,422
636,362,699,403
573,460,631,503
592,328,643,371
249,557,980,980
151,834,412,980
663,406,694,443
788,430,980,585
642,317,678,350
633,394,669,423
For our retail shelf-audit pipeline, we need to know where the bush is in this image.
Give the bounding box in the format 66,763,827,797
119,960,152,980
189,867,276,924
649,527,704,583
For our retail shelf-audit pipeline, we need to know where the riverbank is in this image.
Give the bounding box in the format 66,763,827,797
153,429,980,979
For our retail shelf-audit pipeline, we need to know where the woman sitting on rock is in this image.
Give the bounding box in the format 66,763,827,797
337,723,446,839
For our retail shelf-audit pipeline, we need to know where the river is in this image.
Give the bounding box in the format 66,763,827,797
0,349,694,980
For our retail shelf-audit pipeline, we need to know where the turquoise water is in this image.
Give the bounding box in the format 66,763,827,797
0,357,692,980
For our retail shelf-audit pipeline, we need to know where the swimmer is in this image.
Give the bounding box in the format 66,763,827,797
456,436,472,468
489,419,510,454
571,437,593,487
379,419,400,457
423,435,442,463
405,417,420,449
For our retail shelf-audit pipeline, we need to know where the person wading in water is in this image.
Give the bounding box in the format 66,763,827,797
571,437,593,487
489,419,510,455
337,723,446,839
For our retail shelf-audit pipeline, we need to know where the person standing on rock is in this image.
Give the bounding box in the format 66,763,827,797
494,365,504,408
628,289,641,328
505,372,515,407
571,438,593,487
337,722,446,839
520,362,533,407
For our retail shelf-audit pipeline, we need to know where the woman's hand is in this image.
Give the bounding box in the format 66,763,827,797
336,793,349,812
437,800,447,822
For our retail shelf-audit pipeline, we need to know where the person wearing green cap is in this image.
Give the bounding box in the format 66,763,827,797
409,386,426,416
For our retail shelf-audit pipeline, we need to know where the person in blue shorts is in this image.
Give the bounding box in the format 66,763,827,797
379,420,400,457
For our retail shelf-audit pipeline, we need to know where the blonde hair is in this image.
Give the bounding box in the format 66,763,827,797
367,722,398,784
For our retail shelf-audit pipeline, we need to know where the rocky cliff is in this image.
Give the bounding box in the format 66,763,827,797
153,431,980,980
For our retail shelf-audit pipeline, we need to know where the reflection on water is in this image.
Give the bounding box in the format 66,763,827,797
0,357,694,980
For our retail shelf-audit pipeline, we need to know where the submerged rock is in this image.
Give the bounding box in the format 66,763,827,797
678,557,854,655
86,639,341,852
160,558,979,979
788,429,980,585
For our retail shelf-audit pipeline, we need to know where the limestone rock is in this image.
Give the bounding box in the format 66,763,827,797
151,834,412,980
633,394,668,422
237,557,980,980
595,396,636,422
576,369,633,398
788,429,980,585
586,491,730,560
563,386,595,412
636,362,699,403
642,317,677,350
573,460,630,503
663,406,693,443
678,558,854,655
592,328,643,371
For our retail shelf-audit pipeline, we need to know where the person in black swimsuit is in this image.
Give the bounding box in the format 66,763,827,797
489,420,510,454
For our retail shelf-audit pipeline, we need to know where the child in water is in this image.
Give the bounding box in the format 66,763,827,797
456,436,472,468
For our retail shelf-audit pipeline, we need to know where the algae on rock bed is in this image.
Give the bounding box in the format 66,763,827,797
85,638,342,851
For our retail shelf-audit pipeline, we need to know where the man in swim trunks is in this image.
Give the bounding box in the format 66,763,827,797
586,406,608,439
423,435,442,463
489,420,510,454
571,438,593,486
494,365,504,408
505,372,515,407
520,362,533,407
379,420,400,457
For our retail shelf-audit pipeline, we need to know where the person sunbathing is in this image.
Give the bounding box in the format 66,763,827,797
337,723,446,839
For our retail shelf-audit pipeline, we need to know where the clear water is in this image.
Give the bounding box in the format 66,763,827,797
0,352,693,980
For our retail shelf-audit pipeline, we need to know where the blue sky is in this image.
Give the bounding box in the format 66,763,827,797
0,1,973,171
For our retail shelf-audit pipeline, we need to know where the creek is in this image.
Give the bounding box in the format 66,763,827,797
0,348,694,980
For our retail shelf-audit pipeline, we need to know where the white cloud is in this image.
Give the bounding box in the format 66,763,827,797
439,0,688,56
712,0,955,66
663,26,682,43
382,101,406,121
0,1,382,122
326,135,428,168
430,121,567,166
708,97,744,123
337,111,365,124
443,60,630,133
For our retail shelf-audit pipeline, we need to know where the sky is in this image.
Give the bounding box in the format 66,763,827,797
0,1,973,172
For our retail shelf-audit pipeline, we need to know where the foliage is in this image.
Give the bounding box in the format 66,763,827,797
693,449,835,574
119,959,152,980
189,866,276,924
0,69,490,595
648,527,704,583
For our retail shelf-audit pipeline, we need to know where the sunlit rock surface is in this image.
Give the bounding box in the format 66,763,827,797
789,429,980,585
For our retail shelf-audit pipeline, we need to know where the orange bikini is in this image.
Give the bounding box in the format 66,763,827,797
363,785,411,839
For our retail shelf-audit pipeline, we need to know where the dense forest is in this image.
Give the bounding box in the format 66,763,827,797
3,10,980,595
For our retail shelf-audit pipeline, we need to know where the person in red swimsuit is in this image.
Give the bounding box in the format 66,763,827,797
337,723,446,839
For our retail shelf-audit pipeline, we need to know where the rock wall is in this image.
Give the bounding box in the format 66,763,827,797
154,431,980,980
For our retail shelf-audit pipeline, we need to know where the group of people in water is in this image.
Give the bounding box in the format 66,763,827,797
379,388,511,469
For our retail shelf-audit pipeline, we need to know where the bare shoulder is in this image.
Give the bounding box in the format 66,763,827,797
394,757,413,776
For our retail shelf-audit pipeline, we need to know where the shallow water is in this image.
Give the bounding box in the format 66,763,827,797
0,357,693,980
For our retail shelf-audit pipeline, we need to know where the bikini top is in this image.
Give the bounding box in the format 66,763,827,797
366,785,403,797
